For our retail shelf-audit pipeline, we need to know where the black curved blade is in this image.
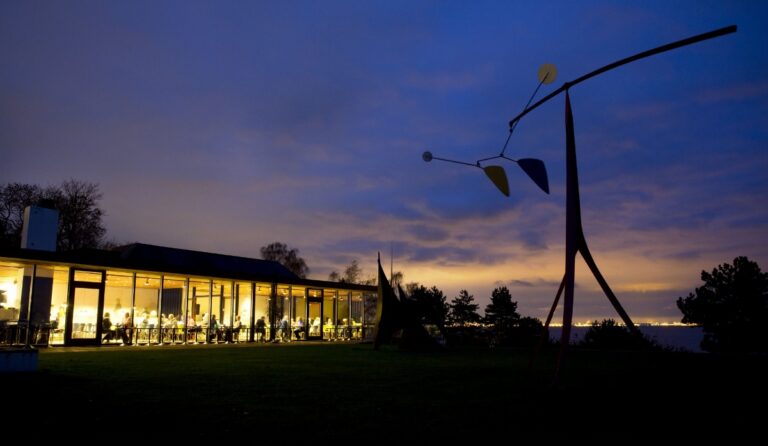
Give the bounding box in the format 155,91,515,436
517,158,550,194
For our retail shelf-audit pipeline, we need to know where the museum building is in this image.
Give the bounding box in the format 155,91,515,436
0,207,377,347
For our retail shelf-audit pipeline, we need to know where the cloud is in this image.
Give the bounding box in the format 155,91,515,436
696,81,768,104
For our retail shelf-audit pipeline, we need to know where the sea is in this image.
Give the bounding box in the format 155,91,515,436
548,325,705,352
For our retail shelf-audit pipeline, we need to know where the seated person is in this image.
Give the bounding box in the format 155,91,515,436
208,314,220,342
101,312,116,343
118,312,132,345
293,317,304,340
278,316,290,342
232,314,242,342
309,317,321,336
255,316,267,342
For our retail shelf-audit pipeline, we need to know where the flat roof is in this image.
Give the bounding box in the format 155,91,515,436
0,243,376,292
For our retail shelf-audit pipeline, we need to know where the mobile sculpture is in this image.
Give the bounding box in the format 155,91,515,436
422,25,737,376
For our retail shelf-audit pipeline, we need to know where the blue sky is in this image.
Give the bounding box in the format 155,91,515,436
2,1,766,322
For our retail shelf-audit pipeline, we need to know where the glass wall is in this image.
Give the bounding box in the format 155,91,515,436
292,287,306,340
324,289,336,340
0,263,24,324
103,272,133,345
134,273,160,344
352,292,364,340
161,276,186,344
221,281,234,327
275,285,290,341
234,282,251,342
187,279,210,343
0,255,379,346
337,291,350,326
71,288,99,340
209,280,224,342
49,267,69,345
254,283,270,341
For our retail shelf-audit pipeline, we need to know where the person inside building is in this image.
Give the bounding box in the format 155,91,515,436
231,314,242,343
208,314,219,343
255,316,267,342
277,316,289,342
101,312,116,344
293,317,304,341
118,312,132,345
310,317,321,336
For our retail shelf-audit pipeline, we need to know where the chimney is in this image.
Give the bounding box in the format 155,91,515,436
21,203,59,251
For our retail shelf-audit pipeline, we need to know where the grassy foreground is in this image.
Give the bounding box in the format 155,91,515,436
3,342,766,436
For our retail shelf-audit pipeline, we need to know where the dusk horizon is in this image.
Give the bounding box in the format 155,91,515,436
3,1,767,324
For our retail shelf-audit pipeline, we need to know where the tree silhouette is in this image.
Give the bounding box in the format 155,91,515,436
580,319,656,350
329,259,380,285
259,242,309,278
54,180,106,251
677,256,768,353
484,286,520,332
484,286,523,346
448,290,481,326
343,259,361,283
408,284,449,332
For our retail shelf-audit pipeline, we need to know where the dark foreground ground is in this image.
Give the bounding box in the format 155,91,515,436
2,342,766,437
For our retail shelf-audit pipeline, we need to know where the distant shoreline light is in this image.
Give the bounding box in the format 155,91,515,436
549,321,698,328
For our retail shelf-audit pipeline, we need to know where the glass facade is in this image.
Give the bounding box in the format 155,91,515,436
103,272,133,345
0,263,24,325
133,273,160,344
352,292,365,340
254,283,270,342
234,282,251,342
71,288,99,339
291,287,306,341
0,257,376,347
161,276,186,344
49,267,69,345
324,289,336,340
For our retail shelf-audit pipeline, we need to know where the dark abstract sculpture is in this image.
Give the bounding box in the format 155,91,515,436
373,253,402,349
423,25,737,377
373,254,442,350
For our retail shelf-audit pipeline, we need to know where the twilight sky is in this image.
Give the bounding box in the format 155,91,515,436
2,1,766,323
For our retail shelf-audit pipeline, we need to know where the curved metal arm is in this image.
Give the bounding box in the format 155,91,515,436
508,25,737,128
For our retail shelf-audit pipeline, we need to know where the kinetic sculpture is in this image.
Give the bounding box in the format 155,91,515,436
422,25,737,376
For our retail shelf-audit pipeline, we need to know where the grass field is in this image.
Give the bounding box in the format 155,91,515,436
3,342,766,436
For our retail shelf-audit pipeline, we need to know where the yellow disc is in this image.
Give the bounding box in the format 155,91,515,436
538,63,557,84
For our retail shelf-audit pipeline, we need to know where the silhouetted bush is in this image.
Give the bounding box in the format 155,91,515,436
579,319,658,350
677,256,768,353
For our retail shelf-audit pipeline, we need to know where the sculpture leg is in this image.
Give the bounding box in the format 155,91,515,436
545,275,566,329
554,91,580,383
578,232,640,336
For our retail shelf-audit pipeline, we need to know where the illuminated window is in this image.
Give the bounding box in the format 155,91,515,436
0,262,24,323
49,267,69,345
161,276,186,344
103,271,133,345
134,273,160,344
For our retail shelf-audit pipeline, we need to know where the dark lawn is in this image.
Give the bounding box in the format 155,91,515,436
3,342,766,437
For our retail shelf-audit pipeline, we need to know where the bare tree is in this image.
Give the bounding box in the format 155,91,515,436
0,180,106,251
